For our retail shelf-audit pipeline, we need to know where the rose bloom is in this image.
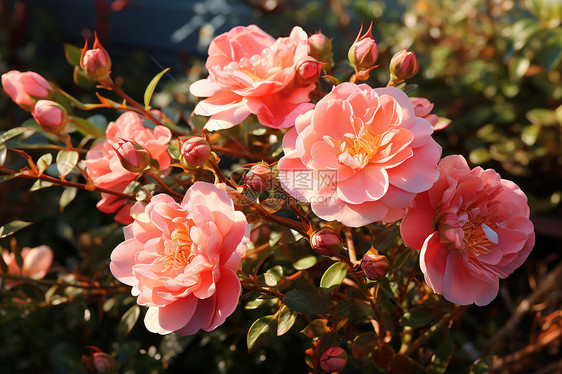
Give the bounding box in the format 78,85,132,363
400,155,535,306
1,245,54,288
411,97,450,130
278,83,442,227
82,112,171,224
1,70,52,110
190,25,316,131
110,182,250,335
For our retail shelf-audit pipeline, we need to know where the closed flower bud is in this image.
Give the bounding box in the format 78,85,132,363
320,346,348,373
244,162,275,191
348,23,379,80
2,70,52,111
32,100,68,134
308,32,333,64
361,249,391,280
82,347,119,374
178,136,212,167
310,227,343,256
80,33,112,83
295,57,323,87
110,139,151,173
389,49,419,86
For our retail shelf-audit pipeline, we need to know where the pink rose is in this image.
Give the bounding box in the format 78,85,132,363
32,100,68,134
400,155,535,306
411,97,450,130
190,25,316,130
82,112,172,224
278,83,442,227
1,245,54,288
1,70,52,110
110,182,250,335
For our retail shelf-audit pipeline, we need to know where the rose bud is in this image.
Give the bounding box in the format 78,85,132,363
82,347,119,374
411,97,451,130
2,70,52,111
310,227,343,256
308,32,333,65
361,249,391,280
295,57,323,87
389,48,419,86
109,139,151,173
178,136,212,167
244,162,275,191
80,32,112,83
32,100,68,134
319,346,348,373
348,23,379,81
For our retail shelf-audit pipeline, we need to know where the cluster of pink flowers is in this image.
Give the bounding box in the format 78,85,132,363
1,22,535,340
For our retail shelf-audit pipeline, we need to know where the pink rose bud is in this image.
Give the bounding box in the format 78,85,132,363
32,100,68,134
1,70,52,111
80,32,112,83
308,32,333,64
348,23,379,79
319,346,348,373
295,57,323,87
389,49,419,85
178,136,212,167
411,97,451,130
92,352,118,374
244,162,275,191
109,139,151,173
361,249,391,280
310,227,343,256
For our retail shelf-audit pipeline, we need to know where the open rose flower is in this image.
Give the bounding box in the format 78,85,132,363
82,112,171,224
1,70,52,111
1,245,54,288
110,182,250,335
278,83,442,227
190,25,316,131
400,155,535,306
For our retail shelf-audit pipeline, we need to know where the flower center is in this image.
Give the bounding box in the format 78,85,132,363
223,48,273,81
162,226,195,269
461,215,498,257
327,126,386,170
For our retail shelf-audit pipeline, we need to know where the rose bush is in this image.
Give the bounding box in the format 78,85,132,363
278,82,442,227
190,25,316,130
400,155,535,305
109,182,250,335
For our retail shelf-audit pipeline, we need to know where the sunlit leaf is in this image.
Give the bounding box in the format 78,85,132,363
277,305,297,336
0,127,32,146
469,356,496,374
469,148,491,164
293,255,317,270
0,144,6,165
301,319,330,338
144,67,170,110
521,124,541,146
320,262,348,290
37,153,53,174
30,179,54,191
56,150,79,179
526,109,557,126
59,187,78,212
118,304,140,337
0,220,33,239
247,315,277,352
64,43,82,67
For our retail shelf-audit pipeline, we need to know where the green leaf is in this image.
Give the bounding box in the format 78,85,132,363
247,315,277,353
277,305,297,336
293,255,317,270
72,66,95,89
429,340,454,374
352,332,377,359
64,43,82,67
0,144,6,165
283,289,330,315
320,262,348,290
37,153,53,173
469,356,496,374
144,67,170,110
70,117,105,137
30,179,54,191
59,187,78,212
526,109,557,126
0,127,32,146
0,220,33,239
399,310,433,328
469,148,491,164
521,124,541,146
119,304,140,337
56,150,79,179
